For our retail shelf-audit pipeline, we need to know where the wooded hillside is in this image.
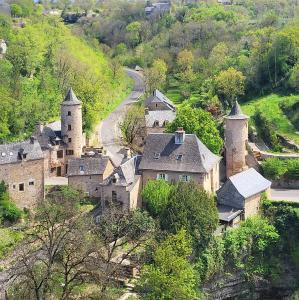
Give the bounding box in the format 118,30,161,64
0,12,131,142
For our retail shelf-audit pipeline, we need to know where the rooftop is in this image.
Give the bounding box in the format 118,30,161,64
145,89,175,111
0,138,43,165
225,101,248,120
61,88,82,106
67,156,111,176
229,168,271,198
139,132,221,173
145,110,176,127
218,204,243,222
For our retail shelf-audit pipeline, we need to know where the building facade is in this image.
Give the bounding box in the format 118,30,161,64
139,128,221,194
144,89,176,134
225,101,249,178
0,138,44,209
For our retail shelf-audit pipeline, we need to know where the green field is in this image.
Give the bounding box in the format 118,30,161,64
241,94,299,145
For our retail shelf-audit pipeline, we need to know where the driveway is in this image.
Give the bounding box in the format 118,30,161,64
99,68,144,166
270,189,299,202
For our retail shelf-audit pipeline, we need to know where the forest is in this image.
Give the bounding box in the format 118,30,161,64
0,0,130,142
77,0,299,153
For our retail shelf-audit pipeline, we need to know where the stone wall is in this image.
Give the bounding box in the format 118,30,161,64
142,165,219,194
244,194,261,219
68,174,102,198
0,159,44,209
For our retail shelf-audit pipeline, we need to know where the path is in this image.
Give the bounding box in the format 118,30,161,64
271,189,299,202
99,68,144,167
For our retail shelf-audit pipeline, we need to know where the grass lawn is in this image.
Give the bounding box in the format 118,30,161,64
0,227,24,259
241,94,299,145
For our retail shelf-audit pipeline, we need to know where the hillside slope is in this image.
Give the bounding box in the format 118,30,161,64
0,15,131,142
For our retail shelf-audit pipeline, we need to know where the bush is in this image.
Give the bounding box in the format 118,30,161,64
0,181,22,224
261,158,299,180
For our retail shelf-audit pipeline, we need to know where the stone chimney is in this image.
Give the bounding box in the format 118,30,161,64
35,122,44,134
30,136,37,144
174,127,185,145
124,147,131,159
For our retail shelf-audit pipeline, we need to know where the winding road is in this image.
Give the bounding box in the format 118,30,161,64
99,68,145,166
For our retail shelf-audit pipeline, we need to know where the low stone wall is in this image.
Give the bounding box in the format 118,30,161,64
271,179,299,189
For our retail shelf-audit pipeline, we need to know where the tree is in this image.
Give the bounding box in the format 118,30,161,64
177,49,194,72
138,229,200,300
261,158,288,180
0,181,22,224
215,67,245,107
119,104,145,148
145,59,167,94
223,217,279,276
126,21,141,47
10,4,23,17
167,106,223,154
161,182,219,252
142,180,174,217
74,0,95,14
93,207,156,292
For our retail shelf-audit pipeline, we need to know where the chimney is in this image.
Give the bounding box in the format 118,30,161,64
124,147,131,159
174,127,185,145
30,136,37,144
35,122,44,134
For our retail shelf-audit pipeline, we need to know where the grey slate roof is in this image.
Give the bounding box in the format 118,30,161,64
226,101,248,120
36,121,63,149
229,168,271,198
145,110,176,127
61,88,82,106
103,156,141,187
67,156,111,176
145,89,175,111
0,139,43,165
139,133,221,173
218,204,243,222
217,168,271,209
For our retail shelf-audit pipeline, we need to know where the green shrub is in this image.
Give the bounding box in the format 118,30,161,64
261,158,299,180
0,181,22,223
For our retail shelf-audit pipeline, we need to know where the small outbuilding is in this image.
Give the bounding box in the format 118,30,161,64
217,168,271,221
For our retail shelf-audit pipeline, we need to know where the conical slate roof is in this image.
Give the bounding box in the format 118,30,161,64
61,88,82,106
226,101,248,119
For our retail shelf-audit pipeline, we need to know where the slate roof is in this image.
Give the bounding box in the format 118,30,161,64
61,88,82,106
67,156,111,176
139,133,221,173
0,139,44,165
218,204,243,222
36,121,63,149
145,110,176,127
103,156,141,187
145,89,175,111
226,101,248,120
229,168,271,198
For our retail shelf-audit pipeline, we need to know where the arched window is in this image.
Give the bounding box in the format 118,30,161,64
154,120,159,127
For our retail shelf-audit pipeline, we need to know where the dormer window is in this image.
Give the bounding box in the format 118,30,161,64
154,120,159,127
176,154,183,161
79,165,84,172
154,152,160,159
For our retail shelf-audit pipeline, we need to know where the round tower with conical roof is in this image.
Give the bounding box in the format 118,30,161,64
61,88,83,158
225,101,249,178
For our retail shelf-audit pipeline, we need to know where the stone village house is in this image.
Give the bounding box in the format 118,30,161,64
0,138,44,209
144,89,176,133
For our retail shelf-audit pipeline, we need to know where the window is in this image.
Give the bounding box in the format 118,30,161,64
68,124,72,131
176,154,183,161
157,173,167,181
112,191,117,202
23,154,27,159
67,111,71,116
12,184,16,189
180,175,191,182
66,150,74,156
68,138,72,143
154,120,159,127
19,183,24,192
154,152,160,159
57,150,63,159
79,165,84,172
155,103,158,108
29,181,34,186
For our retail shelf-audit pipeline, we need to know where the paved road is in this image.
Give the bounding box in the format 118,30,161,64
99,68,144,166
271,189,299,202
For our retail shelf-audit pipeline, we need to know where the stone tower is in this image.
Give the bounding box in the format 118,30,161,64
225,101,249,178
61,88,83,158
